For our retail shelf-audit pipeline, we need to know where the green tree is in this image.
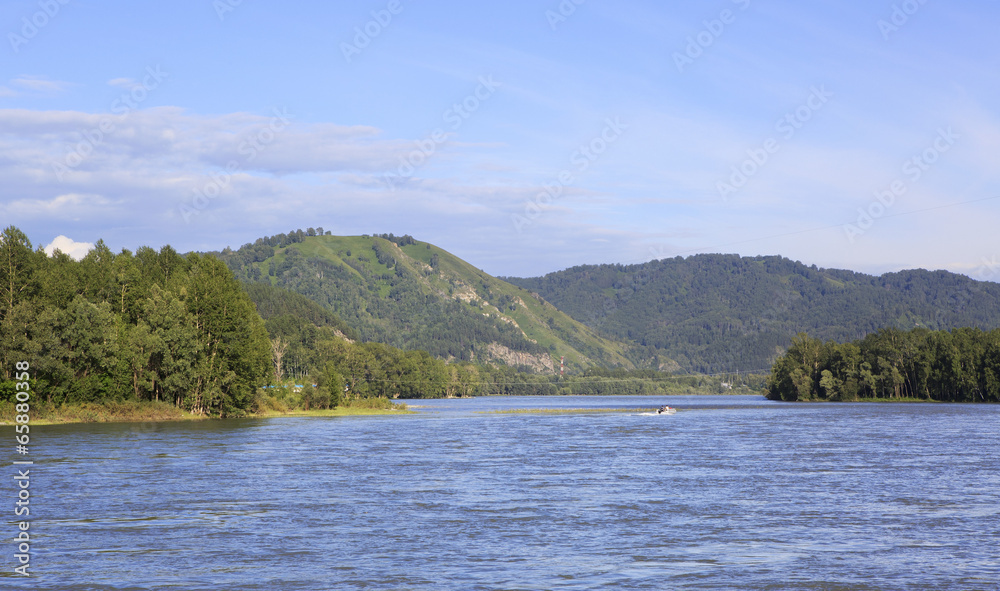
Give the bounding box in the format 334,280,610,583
79,240,117,305
184,255,272,416
0,227,39,380
32,296,119,403
819,369,841,400
144,285,202,405
324,363,345,407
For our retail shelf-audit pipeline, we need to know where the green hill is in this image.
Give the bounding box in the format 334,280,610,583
209,232,634,373
505,254,1000,374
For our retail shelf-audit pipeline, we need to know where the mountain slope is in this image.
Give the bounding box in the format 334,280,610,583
506,254,1000,373
209,232,634,372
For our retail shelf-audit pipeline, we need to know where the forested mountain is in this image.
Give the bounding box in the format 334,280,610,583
207,231,634,373
506,254,1000,374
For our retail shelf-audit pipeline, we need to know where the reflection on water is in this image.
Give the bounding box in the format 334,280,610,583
4,396,999,590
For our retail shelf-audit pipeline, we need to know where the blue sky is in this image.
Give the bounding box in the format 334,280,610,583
2,0,999,279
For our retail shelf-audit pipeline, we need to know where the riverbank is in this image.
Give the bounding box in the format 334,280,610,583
773,397,947,403
252,405,412,418
482,407,655,414
0,399,411,426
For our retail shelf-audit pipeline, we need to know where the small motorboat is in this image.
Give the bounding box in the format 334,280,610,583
656,405,676,415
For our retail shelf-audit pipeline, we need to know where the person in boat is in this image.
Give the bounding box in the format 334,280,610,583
657,405,671,414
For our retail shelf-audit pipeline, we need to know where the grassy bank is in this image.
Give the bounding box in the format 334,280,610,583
779,396,943,403
481,407,656,414
0,397,410,426
848,397,939,403
253,405,412,418
254,394,411,417
0,400,204,426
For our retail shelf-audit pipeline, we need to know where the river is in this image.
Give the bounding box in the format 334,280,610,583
4,395,999,590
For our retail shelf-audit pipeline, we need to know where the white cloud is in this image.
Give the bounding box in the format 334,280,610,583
44,236,94,260
107,77,139,89
5,193,114,219
10,75,71,93
0,107,406,177
0,101,997,279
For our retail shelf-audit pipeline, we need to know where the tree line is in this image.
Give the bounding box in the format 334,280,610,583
0,226,271,416
765,327,1000,402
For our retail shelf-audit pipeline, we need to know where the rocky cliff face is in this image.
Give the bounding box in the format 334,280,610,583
485,342,555,373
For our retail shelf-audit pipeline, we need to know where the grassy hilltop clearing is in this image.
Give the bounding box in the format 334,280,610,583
209,232,636,373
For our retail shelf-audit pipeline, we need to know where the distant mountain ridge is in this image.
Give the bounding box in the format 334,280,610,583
505,254,1000,373
208,231,1000,375
207,231,634,373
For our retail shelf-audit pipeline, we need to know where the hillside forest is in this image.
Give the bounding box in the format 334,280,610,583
507,254,1000,374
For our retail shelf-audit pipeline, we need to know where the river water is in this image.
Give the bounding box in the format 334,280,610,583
3,395,999,590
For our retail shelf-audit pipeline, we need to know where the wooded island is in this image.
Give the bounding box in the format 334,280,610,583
766,328,1000,402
